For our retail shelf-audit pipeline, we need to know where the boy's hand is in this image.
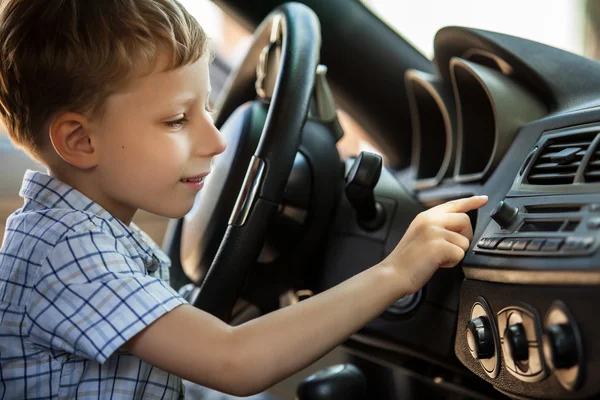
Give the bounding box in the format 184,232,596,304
381,195,488,295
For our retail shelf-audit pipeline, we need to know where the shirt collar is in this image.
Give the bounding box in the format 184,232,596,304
19,170,157,266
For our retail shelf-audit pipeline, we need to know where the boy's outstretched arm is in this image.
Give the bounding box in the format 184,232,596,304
124,195,488,397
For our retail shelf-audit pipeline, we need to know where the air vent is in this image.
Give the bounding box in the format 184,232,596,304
526,132,598,185
584,144,600,182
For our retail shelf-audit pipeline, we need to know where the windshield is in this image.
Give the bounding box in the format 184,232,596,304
361,0,591,60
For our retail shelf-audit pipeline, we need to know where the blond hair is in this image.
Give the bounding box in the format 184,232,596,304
0,0,207,161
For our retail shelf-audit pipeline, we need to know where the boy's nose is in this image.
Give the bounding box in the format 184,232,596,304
199,123,227,157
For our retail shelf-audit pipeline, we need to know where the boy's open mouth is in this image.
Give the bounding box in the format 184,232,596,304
180,173,209,190
180,177,205,183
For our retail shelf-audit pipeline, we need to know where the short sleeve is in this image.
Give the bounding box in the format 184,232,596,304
26,229,187,364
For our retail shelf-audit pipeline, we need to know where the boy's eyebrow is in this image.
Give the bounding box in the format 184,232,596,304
170,93,200,107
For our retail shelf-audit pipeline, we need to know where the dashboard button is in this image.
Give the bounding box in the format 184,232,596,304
589,204,600,212
497,239,517,250
505,323,529,362
477,238,488,248
542,301,583,391
583,237,594,248
563,237,594,251
526,239,545,251
544,324,577,369
466,317,495,360
541,238,563,251
486,238,502,249
512,239,530,250
563,238,581,251
587,217,600,229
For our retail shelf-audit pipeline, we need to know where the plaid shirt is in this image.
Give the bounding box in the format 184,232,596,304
0,170,188,399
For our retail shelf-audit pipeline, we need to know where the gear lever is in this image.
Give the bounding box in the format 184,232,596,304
296,364,367,400
345,152,386,231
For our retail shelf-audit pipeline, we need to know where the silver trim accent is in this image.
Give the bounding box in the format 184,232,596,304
463,266,600,285
405,69,454,190
229,156,265,227
314,65,337,122
255,15,283,100
462,48,514,75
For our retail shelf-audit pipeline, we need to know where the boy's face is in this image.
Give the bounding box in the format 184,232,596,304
92,54,227,222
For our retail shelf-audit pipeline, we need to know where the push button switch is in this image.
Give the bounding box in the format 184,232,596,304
512,239,530,250
587,217,600,229
497,239,517,250
563,237,594,252
541,238,563,251
526,239,545,251
486,238,502,249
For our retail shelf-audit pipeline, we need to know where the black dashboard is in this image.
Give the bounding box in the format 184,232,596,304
320,26,600,399
173,1,600,396
413,27,600,399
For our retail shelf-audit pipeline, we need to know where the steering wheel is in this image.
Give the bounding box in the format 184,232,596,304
179,3,321,322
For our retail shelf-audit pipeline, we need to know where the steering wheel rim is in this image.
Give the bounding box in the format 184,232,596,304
188,3,321,321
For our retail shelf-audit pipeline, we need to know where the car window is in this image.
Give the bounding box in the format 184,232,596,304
361,0,589,59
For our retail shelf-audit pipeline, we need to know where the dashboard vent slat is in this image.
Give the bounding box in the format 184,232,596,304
584,139,600,182
526,132,598,185
532,161,581,171
585,170,600,179
546,141,593,150
528,172,577,184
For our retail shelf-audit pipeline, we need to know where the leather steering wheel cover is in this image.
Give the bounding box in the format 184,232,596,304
192,3,321,321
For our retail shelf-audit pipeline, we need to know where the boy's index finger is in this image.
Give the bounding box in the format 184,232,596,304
436,195,489,214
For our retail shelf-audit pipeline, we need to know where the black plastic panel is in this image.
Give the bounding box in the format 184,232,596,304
435,27,600,113
456,279,600,399
464,106,600,270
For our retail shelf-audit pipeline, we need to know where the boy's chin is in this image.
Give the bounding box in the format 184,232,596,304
143,202,195,220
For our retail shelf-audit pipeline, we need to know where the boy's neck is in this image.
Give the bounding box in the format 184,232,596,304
47,164,137,226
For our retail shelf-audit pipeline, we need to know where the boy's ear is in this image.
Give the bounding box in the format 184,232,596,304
49,112,100,169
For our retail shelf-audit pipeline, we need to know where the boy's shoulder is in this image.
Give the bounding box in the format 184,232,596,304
8,204,103,244
2,170,165,275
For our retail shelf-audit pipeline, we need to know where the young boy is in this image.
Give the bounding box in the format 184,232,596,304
0,0,487,398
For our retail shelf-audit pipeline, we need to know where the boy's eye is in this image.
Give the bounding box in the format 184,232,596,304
165,116,187,129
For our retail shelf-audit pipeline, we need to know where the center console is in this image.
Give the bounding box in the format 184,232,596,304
457,121,600,399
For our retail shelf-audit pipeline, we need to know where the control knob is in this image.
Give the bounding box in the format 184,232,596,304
466,317,495,359
490,201,519,229
505,323,529,361
544,324,578,369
